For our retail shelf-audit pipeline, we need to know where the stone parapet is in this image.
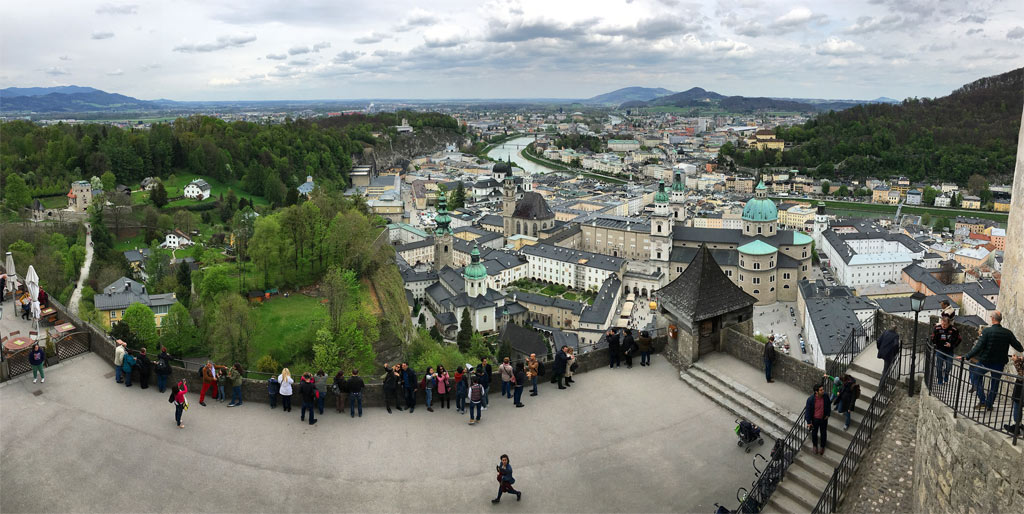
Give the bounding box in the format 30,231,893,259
720,326,823,393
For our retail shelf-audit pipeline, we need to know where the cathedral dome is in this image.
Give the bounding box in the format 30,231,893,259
741,181,778,222
463,244,488,281
493,160,512,180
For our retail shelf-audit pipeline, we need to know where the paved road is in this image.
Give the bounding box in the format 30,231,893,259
2,353,759,513
67,222,93,316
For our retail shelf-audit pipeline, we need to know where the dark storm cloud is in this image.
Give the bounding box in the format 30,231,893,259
173,34,257,53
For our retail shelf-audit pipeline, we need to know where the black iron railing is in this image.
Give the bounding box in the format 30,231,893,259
923,345,1022,446
825,323,866,383
736,408,810,513
811,333,903,513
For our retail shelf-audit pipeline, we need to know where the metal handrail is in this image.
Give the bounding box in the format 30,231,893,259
737,404,812,513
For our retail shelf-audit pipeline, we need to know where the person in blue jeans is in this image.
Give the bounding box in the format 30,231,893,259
468,378,484,425
526,355,539,396
960,311,1023,410
122,351,136,387
931,316,961,386
1004,355,1023,435
455,367,468,414
346,369,365,418
423,367,435,412
314,370,328,415
478,358,492,409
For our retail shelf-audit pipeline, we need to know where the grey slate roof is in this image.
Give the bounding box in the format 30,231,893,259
94,276,177,311
659,244,755,322
805,297,870,355
876,295,957,314
521,244,625,272
123,248,151,264
395,239,434,252
499,322,548,357
669,246,738,267
479,214,504,228
509,291,585,314
579,275,622,325
512,192,555,220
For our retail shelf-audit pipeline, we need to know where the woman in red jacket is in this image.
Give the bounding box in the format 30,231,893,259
170,380,189,428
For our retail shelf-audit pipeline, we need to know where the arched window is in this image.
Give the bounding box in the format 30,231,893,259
757,226,763,234
783,285,790,289
753,289,760,294
533,222,538,236
657,224,662,233
444,245,448,252
483,316,487,323
754,262,761,270
516,220,521,234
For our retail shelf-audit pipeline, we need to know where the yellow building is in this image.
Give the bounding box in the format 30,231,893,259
754,139,785,151
94,277,177,332
961,195,981,210
993,199,1011,212
872,186,891,204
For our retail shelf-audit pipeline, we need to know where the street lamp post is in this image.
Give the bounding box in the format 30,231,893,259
909,292,926,396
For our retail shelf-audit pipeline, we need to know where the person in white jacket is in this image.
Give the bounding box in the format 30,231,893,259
113,340,127,383
277,368,295,412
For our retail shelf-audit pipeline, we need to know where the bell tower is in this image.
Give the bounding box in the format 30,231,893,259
650,180,673,265
434,191,454,271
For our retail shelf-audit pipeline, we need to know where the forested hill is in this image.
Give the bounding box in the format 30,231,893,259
0,112,461,203
726,67,1023,184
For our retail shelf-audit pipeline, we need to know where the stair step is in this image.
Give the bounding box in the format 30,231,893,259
775,476,820,512
691,362,801,420
763,492,806,514
846,369,880,395
679,369,792,440
791,451,834,482
849,361,883,381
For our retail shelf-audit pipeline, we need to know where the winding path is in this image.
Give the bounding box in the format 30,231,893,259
67,222,93,316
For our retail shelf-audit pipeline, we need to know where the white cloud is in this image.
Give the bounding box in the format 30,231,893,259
107,69,124,76
43,66,70,75
1008,26,1024,40
288,46,311,55
771,7,827,31
354,32,387,44
209,77,240,86
95,4,137,15
816,37,865,56
91,31,115,40
173,34,257,53
313,41,331,51
266,53,287,60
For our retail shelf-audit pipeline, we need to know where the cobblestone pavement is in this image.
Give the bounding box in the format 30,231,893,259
838,390,919,514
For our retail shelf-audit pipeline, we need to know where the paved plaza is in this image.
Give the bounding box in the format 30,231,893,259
1,353,762,513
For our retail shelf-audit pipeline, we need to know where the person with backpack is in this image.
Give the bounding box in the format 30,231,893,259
299,373,318,425
526,354,540,396
313,370,328,415
169,380,188,429
277,368,294,412
621,329,636,369
455,366,468,414
499,357,514,399
156,347,173,393
492,454,522,503
113,340,127,383
423,367,436,412
402,363,418,413
513,362,526,408
436,364,451,410
122,350,137,387
227,363,244,407
468,376,484,425
606,329,621,368
637,330,653,367
333,370,348,414
347,369,365,418
478,358,493,409
382,363,401,413
267,375,280,409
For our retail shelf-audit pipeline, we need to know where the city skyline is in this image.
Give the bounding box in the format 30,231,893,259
2,0,1022,101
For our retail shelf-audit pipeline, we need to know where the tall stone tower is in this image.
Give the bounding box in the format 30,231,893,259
501,166,517,238
813,202,828,247
433,191,454,271
650,180,673,266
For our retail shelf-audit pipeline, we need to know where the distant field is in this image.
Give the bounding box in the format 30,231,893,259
249,294,323,368
161,175,269,208
770,197,1008,225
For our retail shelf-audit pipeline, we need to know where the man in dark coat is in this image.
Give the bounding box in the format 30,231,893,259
876,327,900,383
960,311,1023,410
621,329,636,369
804,384,831,455
299,373,318,425
764,336,777,383
551,346,568,389
401,363,417,413
606,329,621,369
136,348,153,389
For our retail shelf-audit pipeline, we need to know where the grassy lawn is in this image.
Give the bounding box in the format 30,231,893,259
249,294,323,368
773,197,1008,225
37,196,67,209
114,232,147,251
161,174,269,208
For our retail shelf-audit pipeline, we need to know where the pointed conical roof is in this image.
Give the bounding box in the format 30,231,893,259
658,243,755,322
434,191,452,236
654,179,669,203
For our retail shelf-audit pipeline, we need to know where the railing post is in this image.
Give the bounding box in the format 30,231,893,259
1014,379,1022,447
952,357,965,419
830,467,839,512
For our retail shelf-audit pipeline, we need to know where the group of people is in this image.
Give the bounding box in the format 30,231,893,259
112,339,173,390
604,328,654,370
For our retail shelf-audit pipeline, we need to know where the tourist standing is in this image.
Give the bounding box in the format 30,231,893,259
513,362,526,408
299,373,318,425
552,346,568,389
637,330,653,367
526,354,539,396
277,368,294,412
122,350,136,387
156,347,173,393
960,311,1023,410
136,348,152,389
607,329,621,368
333,370,348,413
227,363,244,407
113,340,126,383
170,380,188,429
479,358,493,409
468,377,484,425
500,357,514,399
804,384,831,455
492,454,522,503
931,315,961,386
764,336,777,383
29,342,45,383
424,367,436,412
314,370,328,415
402,363,418,413
347,369,365,418
216,367,227,402
564,347,576,386
622,329,636,369
455,366,467,414
382,363,400,413
199,361,223,406
1003,354,1023,435
833,374,859,430
436,365,451,409
940,300,956,320
876,327,901,382
268,375,280,409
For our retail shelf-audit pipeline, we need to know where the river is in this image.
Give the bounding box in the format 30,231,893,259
485,136,558,175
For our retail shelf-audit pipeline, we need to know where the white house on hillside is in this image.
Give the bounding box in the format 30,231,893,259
183,179,211,200
161,230,193,250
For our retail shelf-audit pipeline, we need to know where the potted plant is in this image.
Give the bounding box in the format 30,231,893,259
45,334,59,365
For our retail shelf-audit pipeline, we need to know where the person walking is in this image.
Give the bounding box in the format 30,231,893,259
637,330,653,367
313,370,328,415
199,361,224,406
804,384,831,455
455,366,468,414
479,358,493,409
833,374,859,430
526,354,540,396
960,311,1023,410
564,347,576,386
551,346,568,389
382,363,400,413
931,315,961,386
607,329,621,368
940,300,956,320
268,375,280,409
347,369,365,418
227,363,244,407
277,368,294,412
156,347,173,393
622,329,636,369
299,373,318,425
402,363,418,413
468,377,484,425
764,336,777,383
1003,354,1023,435
876,327,901,383
122,350,137,387
436,364,451,410
423,367,436,412
169,380,188,429
333,370,348,414
29,342,45,383
492,454,522,503
136,348,153,389
500,357,514,399
113,340,127,383
513,362,526,408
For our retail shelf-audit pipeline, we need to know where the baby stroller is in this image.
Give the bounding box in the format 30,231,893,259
735,418,764,453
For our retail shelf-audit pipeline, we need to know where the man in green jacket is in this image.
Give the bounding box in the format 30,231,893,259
959,311,1023,410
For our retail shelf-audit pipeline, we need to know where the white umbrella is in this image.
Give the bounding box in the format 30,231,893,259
26,265,41,331
4,251,16,298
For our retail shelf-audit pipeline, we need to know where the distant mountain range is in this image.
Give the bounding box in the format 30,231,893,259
1,86,158,113
582,87,674,105
617,86,874,112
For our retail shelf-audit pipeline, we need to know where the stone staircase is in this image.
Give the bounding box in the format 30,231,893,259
761,361,884,514
679,361,800,441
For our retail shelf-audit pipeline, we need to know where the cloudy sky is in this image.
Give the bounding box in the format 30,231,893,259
2,0,1022,101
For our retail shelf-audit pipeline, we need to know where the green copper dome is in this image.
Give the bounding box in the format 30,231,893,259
463,244,487,281
654,180,669,203
671,172,685,192
434,191,453,236
742,180,778,222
